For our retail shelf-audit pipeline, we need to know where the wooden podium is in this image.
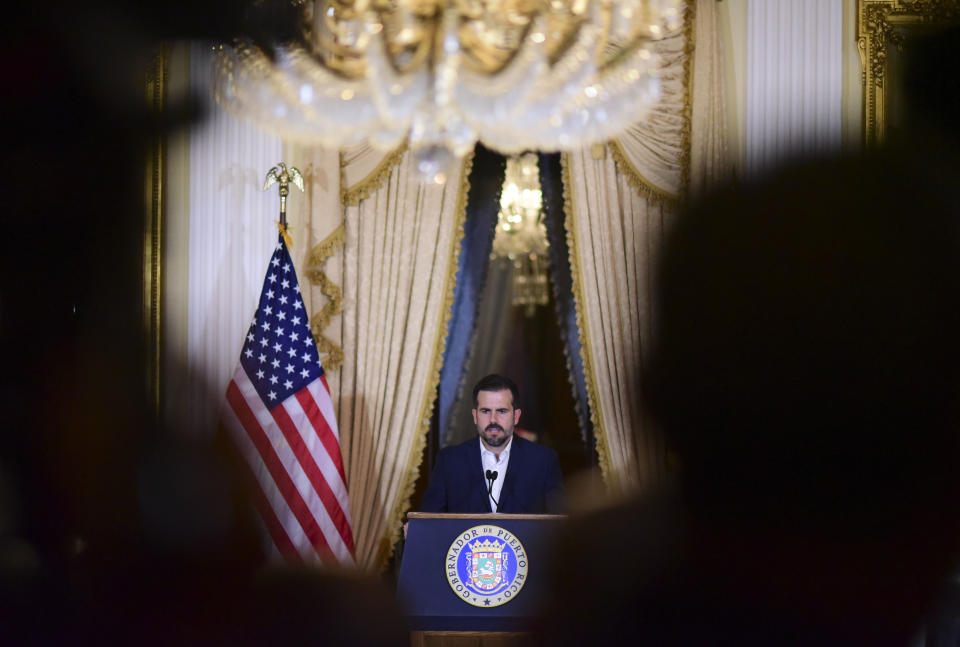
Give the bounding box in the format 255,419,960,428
397,513,566,645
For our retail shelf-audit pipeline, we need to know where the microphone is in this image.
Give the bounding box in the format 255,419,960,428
485,470,499,509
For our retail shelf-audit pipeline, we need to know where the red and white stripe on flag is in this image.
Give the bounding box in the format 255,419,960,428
222,235,355,566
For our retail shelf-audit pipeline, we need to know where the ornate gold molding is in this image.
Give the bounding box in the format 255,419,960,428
144,46,167,416
858,0,959,146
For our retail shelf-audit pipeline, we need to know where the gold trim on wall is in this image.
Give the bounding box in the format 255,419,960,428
858,0,959,146
144,46,167,416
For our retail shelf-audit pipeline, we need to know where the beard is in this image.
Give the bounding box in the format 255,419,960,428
480,423,511,448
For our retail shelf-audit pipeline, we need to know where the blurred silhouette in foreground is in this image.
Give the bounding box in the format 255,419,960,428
0,2,406,645
540,145,960,646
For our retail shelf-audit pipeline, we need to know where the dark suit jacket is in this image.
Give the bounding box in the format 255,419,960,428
419,435,566,514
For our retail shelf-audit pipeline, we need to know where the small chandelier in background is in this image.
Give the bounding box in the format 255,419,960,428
214,0,682,183
492,153,550,317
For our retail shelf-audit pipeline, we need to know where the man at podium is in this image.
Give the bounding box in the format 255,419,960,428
420,374,565,514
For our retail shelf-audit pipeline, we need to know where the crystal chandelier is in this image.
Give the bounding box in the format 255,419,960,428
215,0,682,181
492,153,550,316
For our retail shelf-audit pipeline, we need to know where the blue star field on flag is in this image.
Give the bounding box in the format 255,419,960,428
239,235,324,409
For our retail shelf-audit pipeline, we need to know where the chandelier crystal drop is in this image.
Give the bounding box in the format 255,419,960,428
214,0,683,181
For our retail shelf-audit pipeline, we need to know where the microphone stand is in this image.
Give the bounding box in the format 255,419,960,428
485,469,499,510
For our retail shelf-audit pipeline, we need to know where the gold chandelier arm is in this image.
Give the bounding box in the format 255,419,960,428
387,11,435,74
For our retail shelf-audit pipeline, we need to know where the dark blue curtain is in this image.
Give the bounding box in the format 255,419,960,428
434,148,593,462
436,145,506,449
538,152,593,448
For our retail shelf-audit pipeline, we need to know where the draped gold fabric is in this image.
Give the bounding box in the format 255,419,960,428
688,0,731,196
340,142,408,207
569,0,730,492
294,151,465,572
289,143,467,570
339,152,469,570
608,3,690,201
563,150,672,493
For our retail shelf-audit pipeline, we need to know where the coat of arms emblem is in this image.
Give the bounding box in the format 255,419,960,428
445,525,529,608
469,539,504,590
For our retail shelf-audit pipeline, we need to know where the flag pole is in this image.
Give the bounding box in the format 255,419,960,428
263,162,305,235
223,167,356,565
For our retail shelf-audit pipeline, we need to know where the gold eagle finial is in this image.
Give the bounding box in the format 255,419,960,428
263,162,304,239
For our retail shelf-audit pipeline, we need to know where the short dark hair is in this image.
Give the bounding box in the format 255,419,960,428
472,374,519,409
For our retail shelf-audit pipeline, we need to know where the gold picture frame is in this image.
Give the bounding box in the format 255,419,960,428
857,0,959,146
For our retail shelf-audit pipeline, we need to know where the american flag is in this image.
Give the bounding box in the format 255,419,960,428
222,234,355,566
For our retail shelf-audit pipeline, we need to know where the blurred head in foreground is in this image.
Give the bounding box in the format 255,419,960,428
543,149,960,647
647,150,960,532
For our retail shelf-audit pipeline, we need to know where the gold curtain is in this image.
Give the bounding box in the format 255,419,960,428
340,153,469,570
564,150,672,493
291,143,469,570
568,0,730,492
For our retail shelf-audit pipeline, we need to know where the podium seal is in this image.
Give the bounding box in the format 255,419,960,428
445,525,529,607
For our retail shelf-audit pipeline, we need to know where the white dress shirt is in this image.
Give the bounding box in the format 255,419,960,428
480,436,513,512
